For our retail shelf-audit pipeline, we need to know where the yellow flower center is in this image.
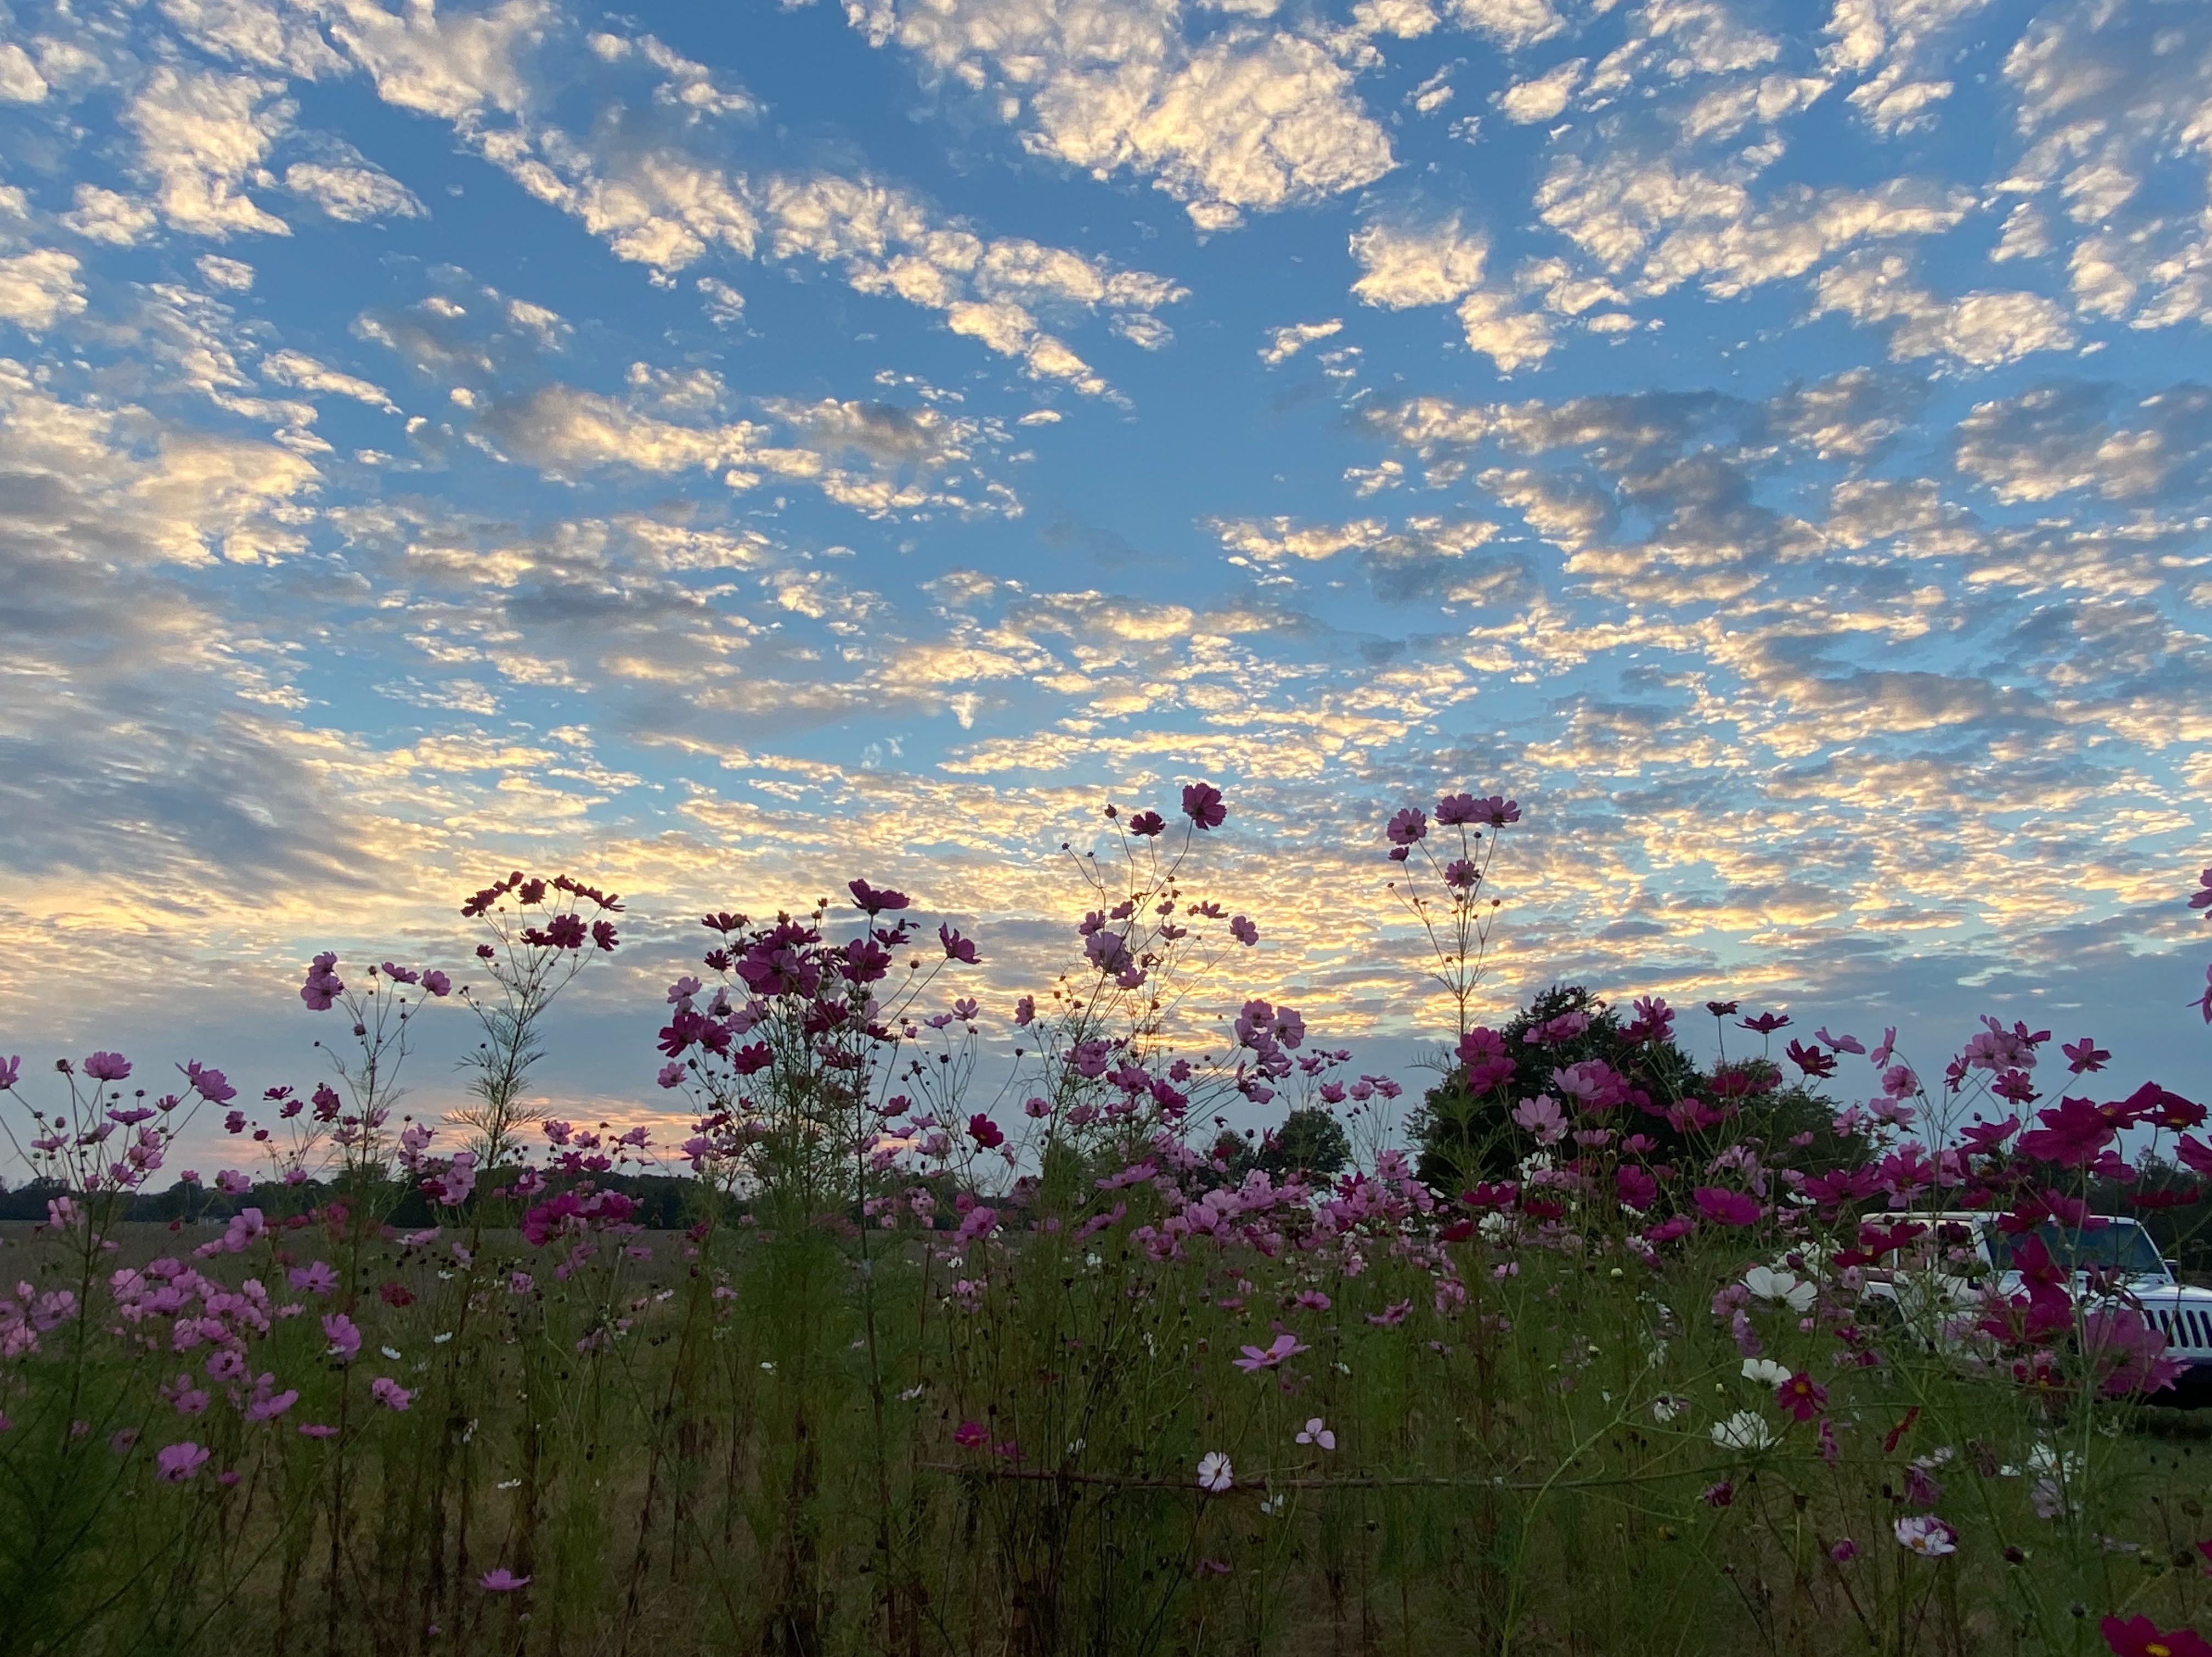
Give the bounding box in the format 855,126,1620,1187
2147,1644,2170,1657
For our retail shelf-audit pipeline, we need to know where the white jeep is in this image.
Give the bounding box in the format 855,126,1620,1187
1858,1210,2212,1407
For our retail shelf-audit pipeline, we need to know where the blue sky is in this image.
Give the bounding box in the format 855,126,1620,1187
1,0,2209,1152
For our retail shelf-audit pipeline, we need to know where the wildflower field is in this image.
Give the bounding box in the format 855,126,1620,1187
8,788,2212,1657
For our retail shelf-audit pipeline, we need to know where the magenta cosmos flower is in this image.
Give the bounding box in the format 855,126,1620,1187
1693,1187,1761,1227
2101,1616,2212,1657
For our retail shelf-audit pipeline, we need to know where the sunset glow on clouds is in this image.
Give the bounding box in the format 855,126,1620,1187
1,0,2208,1125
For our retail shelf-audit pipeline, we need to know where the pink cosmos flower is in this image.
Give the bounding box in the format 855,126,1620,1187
1233,1332,1310,1373
1511,1095,1566,1146
298,1423,336,1439
370,1377,411,1411
84,1051,132,1081
1386,808,1427,847
1229,915,1257,946
952,1419,988,1449
155,1441,209,1483
1296,1417,1335,1450
300,953,343,1011
1366,1300,1412,1326
479,1568,531,1593
321,1312,360,1362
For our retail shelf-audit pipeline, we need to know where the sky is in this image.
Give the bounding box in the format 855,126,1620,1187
1,0,2209,1162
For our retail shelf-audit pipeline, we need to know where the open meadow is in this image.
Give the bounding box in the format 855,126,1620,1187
7,792,2212,1657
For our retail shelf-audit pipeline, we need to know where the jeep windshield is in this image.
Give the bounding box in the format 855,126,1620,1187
1988,1220,2166,1277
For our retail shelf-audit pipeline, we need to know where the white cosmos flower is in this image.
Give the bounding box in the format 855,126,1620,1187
1710,1411,1776,1451
1650,1394,1688,1423
1894,1514,1957,1556
1197,1451,1234,1493
1741,1357,1792,1387
1743,1265,1818,1312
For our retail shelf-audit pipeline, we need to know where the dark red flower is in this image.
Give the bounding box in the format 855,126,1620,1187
1181,781,1226,830
939,924,980,964
1786,1039,1836,1079
1775,1373,1827,1421
1705,1000,1739,1017
1739,1012,1790,1035
847,880,910,915
1128,810,1165,837
968,1113,1005,1150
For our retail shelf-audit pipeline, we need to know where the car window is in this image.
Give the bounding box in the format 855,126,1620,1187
1987,1220,2164,1276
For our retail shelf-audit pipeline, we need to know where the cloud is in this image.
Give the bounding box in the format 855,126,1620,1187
1447,0,1567,50
63,186,160,247
197,253,255,291
0,41,50,103
1812,253,2076,367
1498,57,1583,123
1350,214,1489,309
1994,0,2212,329
0,249,88,331
122,64,294,239
1350,213,1553,369
0,360,366,911
1260,318,1342,364
1954,381,2212,505
475,383,1022,518
848,0,1393,228
283,157,426,221
1537,154,1968,299
261,348,400,413
1207,512,1521,604
1821,0,1991,136
317,0,551,122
